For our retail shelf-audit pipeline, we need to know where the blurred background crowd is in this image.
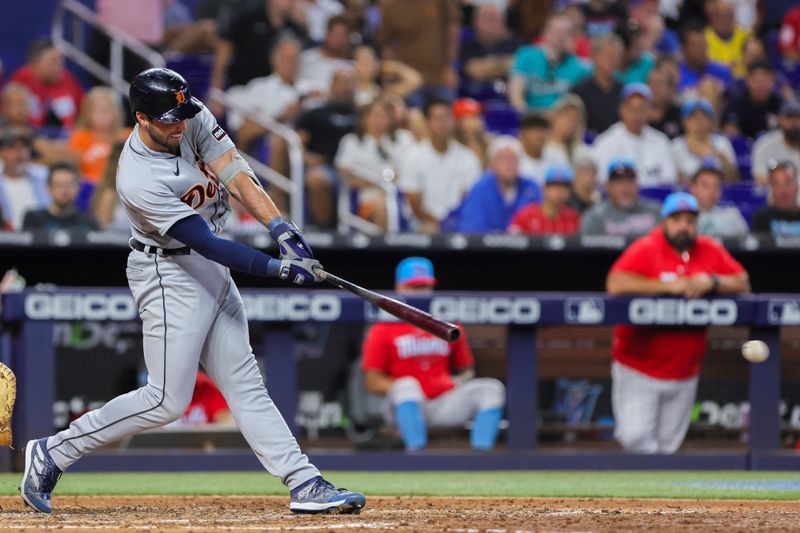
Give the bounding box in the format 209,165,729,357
1,0,799,238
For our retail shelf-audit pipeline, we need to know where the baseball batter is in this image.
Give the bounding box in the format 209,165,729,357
20,68,365,515
361,257,506,451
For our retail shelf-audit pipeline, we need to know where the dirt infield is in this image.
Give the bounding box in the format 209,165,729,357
0,495,798,532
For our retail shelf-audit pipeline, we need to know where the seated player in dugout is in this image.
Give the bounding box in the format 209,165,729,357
361,257,506,451
606,192,750,454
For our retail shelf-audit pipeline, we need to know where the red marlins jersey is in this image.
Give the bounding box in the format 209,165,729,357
9,65,85,129
180,372,229,425
508,203,581,235
362,322,474,399
780,6,800,56
609,228,745,380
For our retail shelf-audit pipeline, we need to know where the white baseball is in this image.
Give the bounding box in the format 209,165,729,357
741,340,769,363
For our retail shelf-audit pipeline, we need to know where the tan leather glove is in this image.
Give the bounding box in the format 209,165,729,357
0,363,16,447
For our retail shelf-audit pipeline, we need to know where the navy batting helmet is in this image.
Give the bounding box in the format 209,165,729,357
129,68,203,123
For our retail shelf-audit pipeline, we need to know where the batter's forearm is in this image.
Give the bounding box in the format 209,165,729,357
227,172,283,226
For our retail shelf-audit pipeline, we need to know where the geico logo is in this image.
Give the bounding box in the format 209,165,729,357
430,297,540,324
629,298,737,325
25,294,137,320
242,295,341,321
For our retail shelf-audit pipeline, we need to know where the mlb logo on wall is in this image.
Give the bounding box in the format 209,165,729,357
767,299,800,325
565,298,604,324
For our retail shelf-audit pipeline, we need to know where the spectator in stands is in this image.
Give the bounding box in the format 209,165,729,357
571,34,625,136
352,45,422,107
630,0,679,58
460,4,518,99
689,165,749,237
226,36,312,153
361,257,505,451
68,87,129,185
453,98,490,169
88,0,167,85
544,94,591,166
22,163,99,232
0,83,75,166
378,0,461,106
91,140,128,231
400,98,481,233
616,17,656,85
509,13,592,112
9,39,84,130
677,21,732,104
298,15,352,95
517,113,567,185
705,0,750,78
335,98,415,232
592,83,677,185
295,67,358,229
779,5,800,62
580,159,660,237
210,0,308,105
562,4,592,60
0,127,49,230
752,101,800,187
646,57,682,139
457,136,541,233
568,158,601,213
0,83,32,129
672,99,738,183
161,0,220,54
606,191,750,454
752,161,800,236
508,165,581,235
722,61,782,140
303,0,346,43
580,0,628,38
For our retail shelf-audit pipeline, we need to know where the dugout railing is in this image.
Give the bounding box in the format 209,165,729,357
2,289,798,472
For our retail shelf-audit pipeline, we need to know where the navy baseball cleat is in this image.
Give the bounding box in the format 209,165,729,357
289,476,366,514
20,438,62,514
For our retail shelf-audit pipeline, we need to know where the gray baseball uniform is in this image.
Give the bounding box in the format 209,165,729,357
45,107,320,489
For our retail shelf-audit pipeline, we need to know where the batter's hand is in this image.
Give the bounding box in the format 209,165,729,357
268,218,314,260
279,258,323,286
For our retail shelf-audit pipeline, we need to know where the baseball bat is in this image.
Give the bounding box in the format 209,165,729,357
313,268,461,342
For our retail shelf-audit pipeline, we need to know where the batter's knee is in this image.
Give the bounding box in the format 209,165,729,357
470,378,506,411
388,376,425,406
140,385,190,426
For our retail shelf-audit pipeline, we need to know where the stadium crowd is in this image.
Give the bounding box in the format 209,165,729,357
1,0,799,238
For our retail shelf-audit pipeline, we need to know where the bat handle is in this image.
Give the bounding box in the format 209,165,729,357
312,265,327,281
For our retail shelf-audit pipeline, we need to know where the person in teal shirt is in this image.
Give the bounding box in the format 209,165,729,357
509,14,592,112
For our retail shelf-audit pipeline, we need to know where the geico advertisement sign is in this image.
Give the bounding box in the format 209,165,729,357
25,294,137,321
628,298,737,325
241,294,341,321
431,297,541,324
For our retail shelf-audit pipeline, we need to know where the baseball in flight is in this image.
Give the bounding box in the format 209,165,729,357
741,340,769,363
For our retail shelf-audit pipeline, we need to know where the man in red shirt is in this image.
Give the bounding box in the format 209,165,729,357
177,372,234,427
508,164,581,235
779,6,800,61
9,39,85,129
361,257,505,451
606,191,750,454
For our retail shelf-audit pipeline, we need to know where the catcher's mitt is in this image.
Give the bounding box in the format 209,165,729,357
0,363,15,447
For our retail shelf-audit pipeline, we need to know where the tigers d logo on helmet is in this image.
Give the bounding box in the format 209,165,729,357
175,88,187,105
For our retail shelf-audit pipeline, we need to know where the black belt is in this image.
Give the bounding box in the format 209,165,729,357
131,239,191,256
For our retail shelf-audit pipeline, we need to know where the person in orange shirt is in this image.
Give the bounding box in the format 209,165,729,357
68,87,130,183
